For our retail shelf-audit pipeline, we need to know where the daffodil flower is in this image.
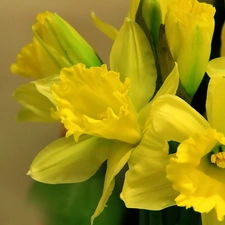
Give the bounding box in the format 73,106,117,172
142,57,225,225
11,11,102,122
27,11,180,223
28,62,179,224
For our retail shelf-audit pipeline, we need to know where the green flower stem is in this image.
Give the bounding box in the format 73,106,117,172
178,208,201,225
139,210,149,225
149,210,163,225
163,206,181,225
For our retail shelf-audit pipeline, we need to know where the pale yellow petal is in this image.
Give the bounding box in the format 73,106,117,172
206,58,225,133
153,62,179,99
151,95,210,142
207,57,225,78
13,75,60,122
202,210,225,225
91,141,133,224
110,18,157,112
221,22,225,56
121,127,177,210
91,12,118,41
137,62,179,130
128,0,140,20
29,136,111,183
158,0,173,23
10,38,60,79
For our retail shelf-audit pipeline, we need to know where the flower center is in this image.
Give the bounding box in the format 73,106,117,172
211,145,225,168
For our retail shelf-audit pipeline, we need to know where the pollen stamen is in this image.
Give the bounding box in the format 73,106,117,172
211,151,225,168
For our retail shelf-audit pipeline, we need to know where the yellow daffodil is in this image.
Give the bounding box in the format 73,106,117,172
27,10,180,223
165,0,215,97
11,11,102,79
28,62,179,224
12,11,102,122
144,57,225,224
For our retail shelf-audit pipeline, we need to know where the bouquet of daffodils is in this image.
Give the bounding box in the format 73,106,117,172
11,0,225,224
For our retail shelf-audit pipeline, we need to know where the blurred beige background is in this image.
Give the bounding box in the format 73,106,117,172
1,0,129,224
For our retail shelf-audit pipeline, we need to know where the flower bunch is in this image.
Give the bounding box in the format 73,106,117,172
11,0,225,224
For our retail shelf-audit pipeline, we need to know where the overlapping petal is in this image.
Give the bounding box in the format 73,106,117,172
29,135,112,183
138,62,179,131
206,57,225,134
121,127,178,210
91,12,118,40
91,141,133,224
13,74,60,122
151,95,210,143
10,38,60,79
110,17,157,112
202,210,225,225
221,22,225,56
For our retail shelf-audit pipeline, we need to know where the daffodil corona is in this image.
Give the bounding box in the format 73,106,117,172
51,64,141,145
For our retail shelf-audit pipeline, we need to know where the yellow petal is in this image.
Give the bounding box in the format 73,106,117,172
137,62,179,131
91,12,118,40
153,62,179,99
151,95,210,142
221,22,225,56
202,210,225,225
91,141,133,224
158,0,173,23
52,64,141,145
207,57,225,77
10,38,60,79
121,127,178,210
128,0,140,20
29,135,111,183
206,57,225,133
110,18,157,112
13,75,60,122
167,129,225,221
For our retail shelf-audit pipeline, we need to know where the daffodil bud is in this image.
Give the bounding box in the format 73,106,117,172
138,0,162,47
11,11,102,79
165,0,215,97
